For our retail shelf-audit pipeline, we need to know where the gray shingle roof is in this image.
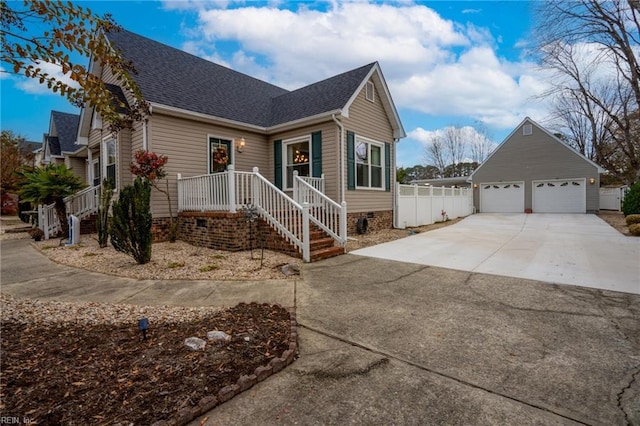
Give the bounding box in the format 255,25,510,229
50,111,80,154
270,63,375,125
106,29,375,128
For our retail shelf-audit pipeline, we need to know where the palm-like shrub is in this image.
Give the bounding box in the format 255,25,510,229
110,177,152,264
18,164,86,236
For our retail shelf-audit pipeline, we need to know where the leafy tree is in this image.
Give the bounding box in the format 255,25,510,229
534,0,640,184
1,130,32,194
1,0,148,131
396,167,409,184
130,150,177,242
18,164,86,236
110,177,152,264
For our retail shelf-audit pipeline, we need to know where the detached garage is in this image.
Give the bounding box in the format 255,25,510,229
470,118,604,214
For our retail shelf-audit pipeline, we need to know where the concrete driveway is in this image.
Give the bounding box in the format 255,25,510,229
2,239,639,425
353,214,640,295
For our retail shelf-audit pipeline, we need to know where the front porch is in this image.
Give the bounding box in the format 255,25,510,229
37,166,348,262
176,166,347,262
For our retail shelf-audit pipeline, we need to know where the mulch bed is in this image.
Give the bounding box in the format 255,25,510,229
1,303,293,425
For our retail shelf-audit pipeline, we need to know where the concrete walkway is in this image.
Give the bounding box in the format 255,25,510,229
353,214,640,295
1,239,639,425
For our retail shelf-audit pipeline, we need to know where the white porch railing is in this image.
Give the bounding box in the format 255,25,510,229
178,166,312,261
39,185,101,239
395,183,473,229
298,174,325,194
293,171,346,247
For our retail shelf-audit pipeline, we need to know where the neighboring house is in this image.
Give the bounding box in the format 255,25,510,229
65,29,405,260
469,117,605,214
40,111,87,182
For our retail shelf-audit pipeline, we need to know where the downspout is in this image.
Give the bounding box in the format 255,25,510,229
142,119,148,151
332,114,345,203
393,138,399,229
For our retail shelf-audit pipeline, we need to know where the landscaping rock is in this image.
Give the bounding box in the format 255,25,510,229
184,337,206,351
207,330,231,341
281,263,300,276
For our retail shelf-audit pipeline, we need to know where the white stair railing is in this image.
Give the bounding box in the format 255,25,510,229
178,166,311,261
65,185,101,220
251,167,310,262
293,171,346,246
38,185,101,240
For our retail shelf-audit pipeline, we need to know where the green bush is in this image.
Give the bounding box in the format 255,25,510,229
110,177,152,264
625,214,640,226
629,223,640,236
97,179,114,248
622,182,640,216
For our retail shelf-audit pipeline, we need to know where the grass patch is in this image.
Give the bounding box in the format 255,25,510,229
40,245,55,251
83,252,98,257
166,262,185,269
199,264,220,272
211,254,226,259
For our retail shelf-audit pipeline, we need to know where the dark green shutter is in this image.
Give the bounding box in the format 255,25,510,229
385,143,391,191
347,131,355,190
311,131,322,177
274,140,282,190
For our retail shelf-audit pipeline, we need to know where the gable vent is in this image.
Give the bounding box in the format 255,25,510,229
523,124,533,136
365,81,375,102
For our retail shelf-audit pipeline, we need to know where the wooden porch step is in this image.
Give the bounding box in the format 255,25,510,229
309,245,345,262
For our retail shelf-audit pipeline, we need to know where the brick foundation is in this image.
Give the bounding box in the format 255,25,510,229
80,214,97,235
177,212,301,258
347,210,393,235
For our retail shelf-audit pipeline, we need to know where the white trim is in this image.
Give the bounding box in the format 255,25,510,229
282,134,312,190
355,135,386,191
343,63,406,139
365,81,375,102
102,135,117,189
207,134,234,174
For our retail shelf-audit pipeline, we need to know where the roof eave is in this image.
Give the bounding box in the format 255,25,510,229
267,110,344,134
343,63,406,139
150,102,268,133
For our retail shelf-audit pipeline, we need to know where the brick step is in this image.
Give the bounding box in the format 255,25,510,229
309,245,345,262
309,236,335,251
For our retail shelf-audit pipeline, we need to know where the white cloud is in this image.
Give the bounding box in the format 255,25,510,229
178,2,552,130
13,61,79,95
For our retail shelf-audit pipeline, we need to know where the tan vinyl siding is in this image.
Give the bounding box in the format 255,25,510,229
270,120,339,201
343,80,395,212
147,112,270,217
65,156,87,183
472,121,601,212
118,129,133,188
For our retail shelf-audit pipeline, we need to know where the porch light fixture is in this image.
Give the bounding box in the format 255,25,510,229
237,137,246,153
473,184,478,189
589,177,595,184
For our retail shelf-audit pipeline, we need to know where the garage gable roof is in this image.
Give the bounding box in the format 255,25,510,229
469,117,605,181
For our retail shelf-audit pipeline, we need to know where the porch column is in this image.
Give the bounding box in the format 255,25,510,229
228,165,236,213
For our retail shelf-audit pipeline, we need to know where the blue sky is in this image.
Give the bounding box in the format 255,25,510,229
1,0,550,168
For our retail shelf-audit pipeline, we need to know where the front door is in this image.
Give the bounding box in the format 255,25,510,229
209,137,232,173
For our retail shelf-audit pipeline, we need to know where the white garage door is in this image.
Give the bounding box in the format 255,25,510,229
533,179,586,213
480,182,524,213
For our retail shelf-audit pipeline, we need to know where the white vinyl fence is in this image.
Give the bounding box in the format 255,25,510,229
396,183,473,229
599,186,628,211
